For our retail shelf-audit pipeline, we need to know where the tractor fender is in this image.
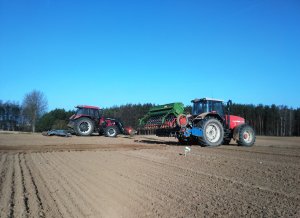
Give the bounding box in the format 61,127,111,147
72,114,92,120
194,112,223,123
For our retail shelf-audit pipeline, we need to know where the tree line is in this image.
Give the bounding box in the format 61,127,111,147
0,90,48,132
230,104,300,136
1,93,300,136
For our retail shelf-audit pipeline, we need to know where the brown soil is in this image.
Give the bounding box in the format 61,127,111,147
0,132,299,217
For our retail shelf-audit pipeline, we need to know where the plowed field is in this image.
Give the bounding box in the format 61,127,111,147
0,133,299,217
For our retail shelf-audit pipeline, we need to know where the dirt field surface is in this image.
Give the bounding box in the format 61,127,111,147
0,133,299,217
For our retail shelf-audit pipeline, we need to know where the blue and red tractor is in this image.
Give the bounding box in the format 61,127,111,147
140,98,256,147
68,105,134,137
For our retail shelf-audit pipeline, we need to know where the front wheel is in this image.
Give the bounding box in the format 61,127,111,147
105,125,118,137
237,124,256,146
200,117,224,147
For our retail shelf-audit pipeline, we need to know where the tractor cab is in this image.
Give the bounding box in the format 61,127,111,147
74,105,103,119
191,98,225,117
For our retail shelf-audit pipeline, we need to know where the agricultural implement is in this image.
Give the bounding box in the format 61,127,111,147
68,105,134,137
138,102,184,135
139,98,256,147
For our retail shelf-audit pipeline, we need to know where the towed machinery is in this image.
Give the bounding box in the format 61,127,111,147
139,98,255,147
138,102,185,135
68,105,134,137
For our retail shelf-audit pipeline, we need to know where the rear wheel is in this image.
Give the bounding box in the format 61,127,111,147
75,117,94,136
105,125,118,137
200,117,224,147
237,124,255,146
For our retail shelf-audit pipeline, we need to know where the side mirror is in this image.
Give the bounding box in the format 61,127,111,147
226,100,232,113
227,100,232,107
226,100,232,129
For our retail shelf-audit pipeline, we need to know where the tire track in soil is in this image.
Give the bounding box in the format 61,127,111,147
69,151,278,216
37,152,83,218
50,152,113,216
47,151,168,217
116,151,244,217
80,151,177,216
43,152,94,216
55,152,118,217
162,146,300,166
8,155,16,218
43,152,100,217
135,147,300,197
124,149,299,199
18,154,30,215
217,146,300,158
0,154,8,191
13,153,28,218
2,147,297,217
51,151,142,217
194,150,298,196
21,153,45,217
119,150,300,217
68,151,162,217
0,154,13,218
66,151,221,217
114,150,248,217
25,154,63,218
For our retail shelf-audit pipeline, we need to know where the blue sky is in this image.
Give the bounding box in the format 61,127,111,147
0,0,299,110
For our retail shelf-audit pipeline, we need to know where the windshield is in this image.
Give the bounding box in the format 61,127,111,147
192,101,224,116
75,108,103,118
192,102,207,115
76,108,89,115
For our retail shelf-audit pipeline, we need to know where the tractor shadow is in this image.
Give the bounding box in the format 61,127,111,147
134,137,235,148
134,138,184,146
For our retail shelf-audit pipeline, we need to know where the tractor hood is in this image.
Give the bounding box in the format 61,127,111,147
226,115,245,129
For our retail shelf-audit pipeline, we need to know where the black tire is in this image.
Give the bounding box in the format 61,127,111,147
237,124,255,147
199,117,224,147
75,117,94,136
105,125,118,137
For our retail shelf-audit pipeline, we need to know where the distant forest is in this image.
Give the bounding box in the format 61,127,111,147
1,100,300,136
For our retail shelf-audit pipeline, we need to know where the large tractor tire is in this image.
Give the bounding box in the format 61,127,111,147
75,117,94,136
200,117,224,147
237,124,255,147
105,125,118,137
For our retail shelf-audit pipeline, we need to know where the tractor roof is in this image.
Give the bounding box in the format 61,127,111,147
191,97,224,103
76,105,101,110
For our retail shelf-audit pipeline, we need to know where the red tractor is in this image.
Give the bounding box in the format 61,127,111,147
141,98,256,147
68,105,134,137
176,98,256,146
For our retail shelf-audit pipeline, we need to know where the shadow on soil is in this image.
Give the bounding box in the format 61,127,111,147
135,137,235,148
135,139,182,146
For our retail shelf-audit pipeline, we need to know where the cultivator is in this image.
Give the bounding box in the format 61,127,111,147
138,103,184,135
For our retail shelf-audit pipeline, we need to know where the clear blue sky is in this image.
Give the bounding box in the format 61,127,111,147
0,0,299,110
